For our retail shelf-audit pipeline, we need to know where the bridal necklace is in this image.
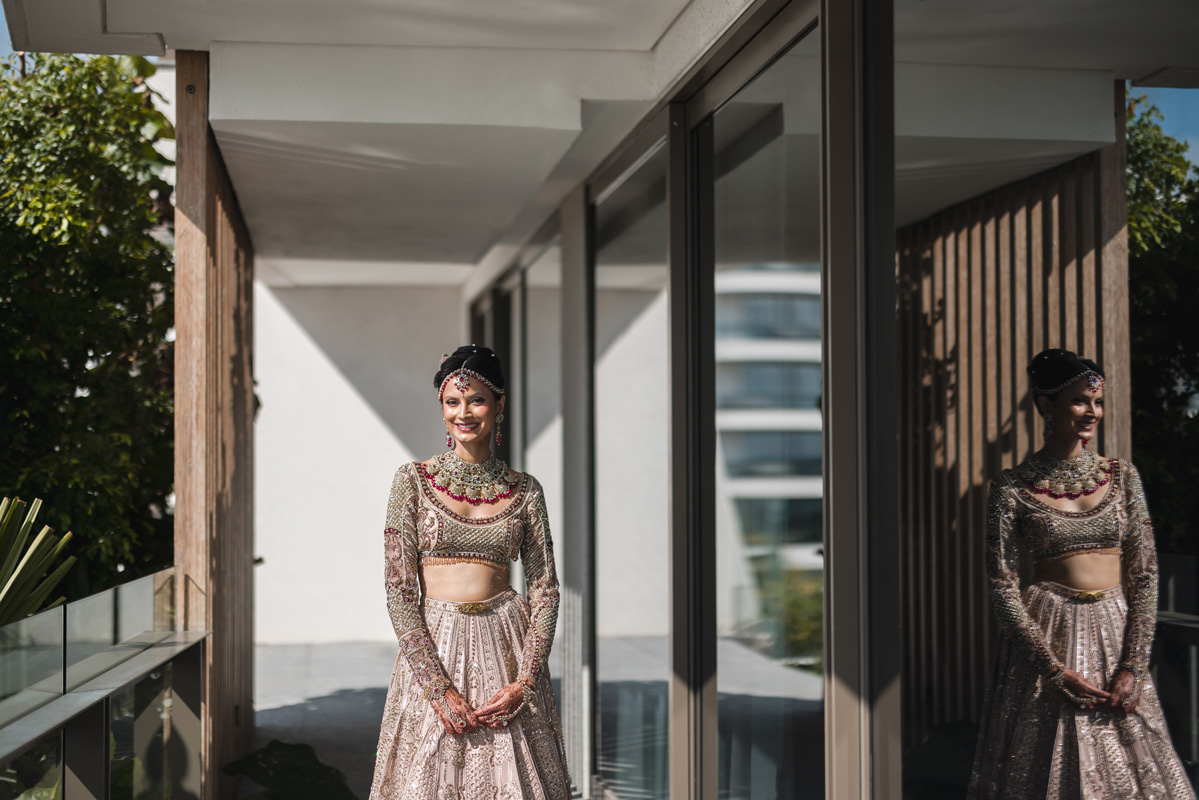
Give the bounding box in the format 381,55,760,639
1019,449,1113,500
420,450,518,505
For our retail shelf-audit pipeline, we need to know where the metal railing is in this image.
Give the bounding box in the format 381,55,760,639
0,567,209,798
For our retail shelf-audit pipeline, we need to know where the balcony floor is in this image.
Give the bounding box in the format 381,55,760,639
247,643,397,799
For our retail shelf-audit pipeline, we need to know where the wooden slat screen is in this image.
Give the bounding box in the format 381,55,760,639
896,93,1129,748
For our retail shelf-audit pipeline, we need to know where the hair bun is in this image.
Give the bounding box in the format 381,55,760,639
1028,348,1104,395
434,344,507,399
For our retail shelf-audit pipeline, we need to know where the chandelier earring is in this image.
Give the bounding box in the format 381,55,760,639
1043,411,1054,442
446,423,453,449
495,413,504,447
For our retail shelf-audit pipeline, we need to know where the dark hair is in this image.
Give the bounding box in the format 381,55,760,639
434,345,506,399
1027,348,1104,414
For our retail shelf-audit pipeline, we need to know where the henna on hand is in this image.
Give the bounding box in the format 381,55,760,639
476,683,525,728
1058,668,1111,708
433,688,478,734
1107,669,1141,712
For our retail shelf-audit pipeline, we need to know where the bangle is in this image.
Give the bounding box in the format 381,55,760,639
517,674,536,691
1118,661,1147,680
436,695,464,729
494,700,526,727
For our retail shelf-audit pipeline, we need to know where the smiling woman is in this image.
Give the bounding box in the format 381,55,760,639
369,345,570,800
967,348,1194,799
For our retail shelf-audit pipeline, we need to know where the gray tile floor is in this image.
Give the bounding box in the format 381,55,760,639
248,643,399,799
244,637,822,800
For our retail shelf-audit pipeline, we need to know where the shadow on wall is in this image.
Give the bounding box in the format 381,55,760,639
266,282,652,456
267,285,464,457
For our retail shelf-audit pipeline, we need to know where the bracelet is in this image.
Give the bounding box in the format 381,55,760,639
1046,667,1101,709
1118,661,1147,680
436,695,465,729
493,700,526,727
1122,679,1144,710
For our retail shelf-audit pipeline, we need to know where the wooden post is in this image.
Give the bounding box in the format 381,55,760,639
174,50,256,800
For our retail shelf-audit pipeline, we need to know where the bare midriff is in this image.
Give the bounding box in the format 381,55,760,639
1036,551,1122,592
421,562,511,603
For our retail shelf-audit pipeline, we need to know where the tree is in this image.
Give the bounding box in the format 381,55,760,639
0,53,175,597
1126,93,1199,555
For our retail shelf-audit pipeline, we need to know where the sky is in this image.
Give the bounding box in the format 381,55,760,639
1,3,1197,163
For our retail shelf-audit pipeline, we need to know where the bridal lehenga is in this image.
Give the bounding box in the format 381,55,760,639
969,455,1195,799
370,460,571,800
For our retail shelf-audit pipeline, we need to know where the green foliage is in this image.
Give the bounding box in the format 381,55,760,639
0,497,77,625
1126,93,1199,554
0,734,62,800
0,54,175,596
223,740,359,800
781,569,823,667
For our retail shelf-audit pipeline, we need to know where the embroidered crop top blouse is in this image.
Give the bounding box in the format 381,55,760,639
383,462,560,701
986,458,1158,679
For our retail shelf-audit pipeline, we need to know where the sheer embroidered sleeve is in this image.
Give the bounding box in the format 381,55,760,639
384,464,452,700
1120,461,1159,677
517,477,560,687
985,475,1063,679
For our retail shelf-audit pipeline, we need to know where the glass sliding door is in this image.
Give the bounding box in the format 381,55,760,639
710,29,824,800
522,241,566,682
594,140,670,800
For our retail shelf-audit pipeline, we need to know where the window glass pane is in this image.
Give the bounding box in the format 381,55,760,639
522,242,565,681
734,498,823,545
716,362,821,409
595,141,669,800
721,431,821,477
712,29,824,800
715,294,820,339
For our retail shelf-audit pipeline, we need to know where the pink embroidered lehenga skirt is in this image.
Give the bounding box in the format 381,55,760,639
370,588,571,800
968,581,1195,799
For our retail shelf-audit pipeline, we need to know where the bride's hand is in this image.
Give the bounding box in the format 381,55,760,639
1106,669,1140,712
1061,668,1110,706
476,683,525,729
433,688,478,734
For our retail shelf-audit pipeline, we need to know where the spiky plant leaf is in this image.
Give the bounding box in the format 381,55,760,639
0,498,75,626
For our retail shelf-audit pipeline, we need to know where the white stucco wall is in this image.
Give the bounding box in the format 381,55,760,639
253,282,462,644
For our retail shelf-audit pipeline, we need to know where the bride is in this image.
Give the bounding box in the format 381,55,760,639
369,345,570,800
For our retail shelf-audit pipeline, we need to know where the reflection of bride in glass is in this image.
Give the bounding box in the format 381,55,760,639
968,348,1193,799
369,346,570,800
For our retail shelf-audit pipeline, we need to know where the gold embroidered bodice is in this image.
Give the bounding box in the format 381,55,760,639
986,458,1158,679
383,462,560,700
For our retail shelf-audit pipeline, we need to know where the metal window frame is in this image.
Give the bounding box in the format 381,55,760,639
556,0,899,797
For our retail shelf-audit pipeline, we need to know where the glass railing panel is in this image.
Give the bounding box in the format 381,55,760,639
0,730,62,798
66,569,176,692
0,608,64,729
1156,553,1199,781
116,570,175,647
110,662,172,800
65,587,118,692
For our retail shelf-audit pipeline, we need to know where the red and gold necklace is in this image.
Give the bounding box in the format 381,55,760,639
420,451,518,505
1019,450,1113,500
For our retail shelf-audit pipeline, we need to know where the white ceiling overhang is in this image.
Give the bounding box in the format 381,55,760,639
5,0,1197,288
207,44,656,269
